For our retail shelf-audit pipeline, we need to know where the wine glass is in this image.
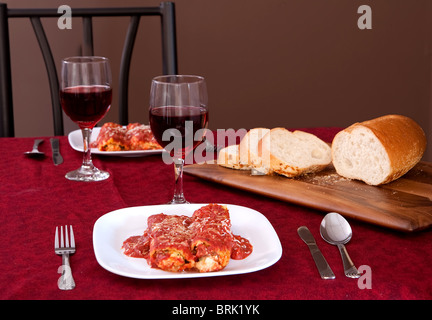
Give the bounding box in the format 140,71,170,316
149,75,209,204
60,56,112,181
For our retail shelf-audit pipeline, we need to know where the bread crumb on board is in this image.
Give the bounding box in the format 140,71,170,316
298,172,351,186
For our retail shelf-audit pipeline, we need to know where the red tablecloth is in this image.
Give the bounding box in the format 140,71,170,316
1,127,431,302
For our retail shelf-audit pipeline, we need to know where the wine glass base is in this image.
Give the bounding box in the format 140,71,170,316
167,198,189,205
65,166,110,182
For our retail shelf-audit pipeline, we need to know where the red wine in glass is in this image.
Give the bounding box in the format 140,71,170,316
149,75,208,204
149,105,208,158
60,85,112,129
60,56,112,182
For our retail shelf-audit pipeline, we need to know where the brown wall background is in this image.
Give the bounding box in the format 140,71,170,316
4,0,432,160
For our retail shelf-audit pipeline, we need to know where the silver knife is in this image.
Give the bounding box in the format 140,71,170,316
50,138,63,165
297,226,335,279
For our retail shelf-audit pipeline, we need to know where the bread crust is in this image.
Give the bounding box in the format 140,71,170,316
269,154,329,177
333,114,426,185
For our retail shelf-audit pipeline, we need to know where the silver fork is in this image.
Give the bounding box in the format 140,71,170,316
54,225,76,290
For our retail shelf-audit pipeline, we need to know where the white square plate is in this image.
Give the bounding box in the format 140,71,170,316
93,203,282,279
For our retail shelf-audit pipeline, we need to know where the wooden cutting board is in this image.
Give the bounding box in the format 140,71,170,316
184,161,432,232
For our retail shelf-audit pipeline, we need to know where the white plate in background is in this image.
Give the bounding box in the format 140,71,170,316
68,127,164,157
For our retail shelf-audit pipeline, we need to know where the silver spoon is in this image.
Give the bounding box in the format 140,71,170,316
320,212,361,278
24,139,45,157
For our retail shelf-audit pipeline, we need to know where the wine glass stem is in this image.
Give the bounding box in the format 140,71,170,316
172,157,186,203
81,128,94,169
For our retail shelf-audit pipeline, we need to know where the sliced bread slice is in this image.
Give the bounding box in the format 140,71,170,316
259,128,332,177
217,144,249,170
239,128,270,172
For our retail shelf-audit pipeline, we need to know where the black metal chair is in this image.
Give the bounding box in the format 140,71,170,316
0,2,178,137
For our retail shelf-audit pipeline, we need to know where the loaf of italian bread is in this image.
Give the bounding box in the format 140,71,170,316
258,128,332,177
331,114,427,185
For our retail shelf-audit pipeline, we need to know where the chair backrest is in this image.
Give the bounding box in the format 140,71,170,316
0,2,178,137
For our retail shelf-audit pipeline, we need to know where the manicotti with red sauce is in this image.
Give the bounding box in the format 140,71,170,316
122,204,253,273
91,122,162,151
